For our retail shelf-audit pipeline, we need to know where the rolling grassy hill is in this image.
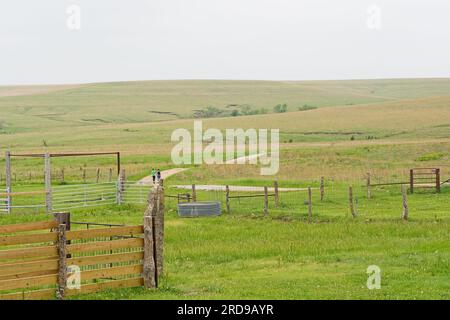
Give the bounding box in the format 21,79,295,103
1,78,450,134
1,82,450,151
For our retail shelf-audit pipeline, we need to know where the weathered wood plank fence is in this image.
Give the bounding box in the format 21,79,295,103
0,186,164,300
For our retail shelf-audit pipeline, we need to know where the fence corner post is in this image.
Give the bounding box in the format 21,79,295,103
56,223,67,300
155,185,165,278
54,212,71,230
143,215,156,288
143,186,164,288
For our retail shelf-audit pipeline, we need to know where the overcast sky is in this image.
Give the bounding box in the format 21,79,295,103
0,0,449,85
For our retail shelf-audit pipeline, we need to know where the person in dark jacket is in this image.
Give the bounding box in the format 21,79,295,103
156,169,161,183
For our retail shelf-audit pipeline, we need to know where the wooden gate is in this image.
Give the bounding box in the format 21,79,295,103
410,168,441,193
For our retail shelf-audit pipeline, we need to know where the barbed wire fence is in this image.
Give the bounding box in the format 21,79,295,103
164,176,450,222
1,162,449,220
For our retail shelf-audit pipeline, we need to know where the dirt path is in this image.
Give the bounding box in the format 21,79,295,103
172,185,314,192
225,153,262,164
137,154,264,186
137,168,188,186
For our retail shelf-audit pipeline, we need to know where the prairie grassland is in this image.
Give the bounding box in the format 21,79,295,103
0,79,449,299
2,88,450,151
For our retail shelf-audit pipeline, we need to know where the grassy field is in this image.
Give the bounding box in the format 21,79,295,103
0,79,449,299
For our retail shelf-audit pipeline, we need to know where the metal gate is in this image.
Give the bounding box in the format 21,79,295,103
52,181,151,211
52,182,118,211
0,188,9,213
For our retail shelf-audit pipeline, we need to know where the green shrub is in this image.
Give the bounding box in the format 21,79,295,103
416,152,445,161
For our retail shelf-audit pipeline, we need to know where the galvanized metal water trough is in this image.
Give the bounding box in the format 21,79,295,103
177,201,221,218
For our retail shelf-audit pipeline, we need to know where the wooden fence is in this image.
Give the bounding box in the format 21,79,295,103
0,186,164,300
365,168,443,196
410,168,441,193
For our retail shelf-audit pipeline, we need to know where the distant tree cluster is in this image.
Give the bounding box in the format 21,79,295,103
298,104,317,111
194,105,268,118
193,102,317,118
231,106,268,116
273,103,288,113
193,106,224,118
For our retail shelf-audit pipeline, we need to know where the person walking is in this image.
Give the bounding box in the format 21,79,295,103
151,168,157,184
156,169,161,183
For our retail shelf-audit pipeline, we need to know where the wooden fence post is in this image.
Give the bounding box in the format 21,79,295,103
155,185,165,278
366,173,372,199
143,186,164,288
402,186,409,221
56,223,67,299
349,186,356,218
274,181,279,207
117,169,126,205
264,186,269,216
435,168,441,193
96,168,100,183
54,212,71,229
44,153,52,213
61,168,65,184
5,151,11,214
308,187,313,222
226,185,230,214
320,177,325,201
143,216,156,288
410,169,414,194
109,168,113,182
192,184,197,202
